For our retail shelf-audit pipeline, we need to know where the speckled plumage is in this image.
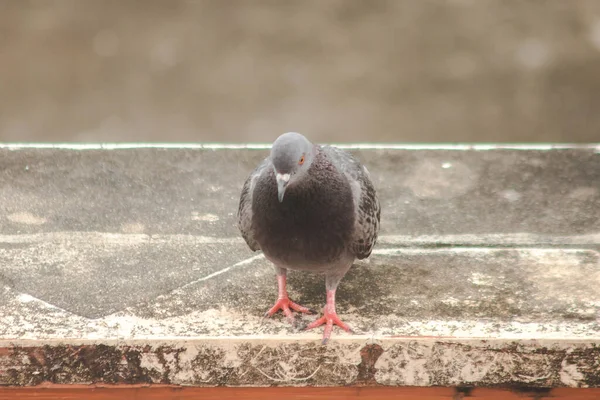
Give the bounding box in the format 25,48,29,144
238,145,380,265
237,132,381,343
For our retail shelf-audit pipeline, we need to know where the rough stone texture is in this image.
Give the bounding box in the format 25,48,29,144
0,145,599,387
1,340,600,388
2,1,600,143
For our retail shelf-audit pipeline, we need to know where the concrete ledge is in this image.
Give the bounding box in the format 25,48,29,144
0,144,599,388
2,338,600,387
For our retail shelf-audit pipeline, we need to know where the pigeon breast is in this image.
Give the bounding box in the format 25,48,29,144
251,148,355,269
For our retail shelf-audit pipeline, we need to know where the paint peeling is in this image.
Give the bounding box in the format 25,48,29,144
560,355,586,386
374,340,600,388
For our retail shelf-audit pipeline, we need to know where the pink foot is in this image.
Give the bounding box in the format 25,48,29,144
305,310,353,344
264,274,314,325
265,297,313,324
305,289,353,344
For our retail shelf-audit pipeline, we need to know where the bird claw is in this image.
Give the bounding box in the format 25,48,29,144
264,297,314,326
305,310,353,345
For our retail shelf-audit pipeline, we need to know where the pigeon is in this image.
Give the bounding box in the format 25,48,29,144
237,132,381,344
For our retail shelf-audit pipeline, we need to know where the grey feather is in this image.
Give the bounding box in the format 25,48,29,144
237,133,380,343
321,145,381,259
237,158,268,251
237,140,380,263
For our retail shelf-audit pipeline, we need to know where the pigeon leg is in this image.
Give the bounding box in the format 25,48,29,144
305,268,353,344
305,287,352,344
264,268,313,324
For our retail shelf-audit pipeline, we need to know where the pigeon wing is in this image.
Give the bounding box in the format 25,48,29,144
322,146,381,259
237,158,269,251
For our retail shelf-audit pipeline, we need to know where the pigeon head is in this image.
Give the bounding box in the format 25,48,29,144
270,132,315,202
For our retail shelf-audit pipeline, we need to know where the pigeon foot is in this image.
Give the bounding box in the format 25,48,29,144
305,309,353,345
264,297,314,325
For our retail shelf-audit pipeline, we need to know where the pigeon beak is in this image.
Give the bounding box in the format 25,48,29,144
276,173,290,202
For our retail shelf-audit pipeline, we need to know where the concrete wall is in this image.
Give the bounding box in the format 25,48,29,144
1,0,600,143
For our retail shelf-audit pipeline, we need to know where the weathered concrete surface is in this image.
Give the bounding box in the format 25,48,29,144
0,145,599,387
1,339,600,387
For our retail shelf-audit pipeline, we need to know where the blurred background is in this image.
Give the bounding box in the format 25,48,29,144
1,0,600,143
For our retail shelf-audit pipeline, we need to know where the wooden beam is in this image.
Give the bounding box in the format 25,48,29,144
1,386,600,400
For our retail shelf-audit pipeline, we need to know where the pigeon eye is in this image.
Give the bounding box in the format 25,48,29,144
299,155,305,165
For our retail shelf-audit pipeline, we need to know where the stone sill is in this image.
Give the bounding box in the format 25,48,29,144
0,144,599,388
